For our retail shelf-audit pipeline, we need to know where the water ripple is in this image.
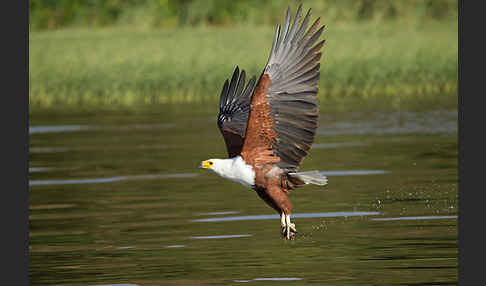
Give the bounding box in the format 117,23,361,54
319,170,388,176
313,142,368,149
30,173,199,186
192,211,380,223
371,215,458,221
30,124,174,135
29,125,89,134
197,211,240,216
190,234,252,239
233,277,302,283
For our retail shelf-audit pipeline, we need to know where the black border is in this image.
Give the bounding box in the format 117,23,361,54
3,0,29,285
459,0,482,285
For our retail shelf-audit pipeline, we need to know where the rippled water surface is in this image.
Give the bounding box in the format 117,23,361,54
29,107,458,285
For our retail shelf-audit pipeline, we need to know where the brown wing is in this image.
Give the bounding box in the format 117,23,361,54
218,66,256,158
241,5,325,170
240,74,280,167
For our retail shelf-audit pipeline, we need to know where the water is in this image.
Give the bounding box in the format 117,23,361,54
29,107,458,285
190,234,253,240
29,173,199,186
191,212,380,222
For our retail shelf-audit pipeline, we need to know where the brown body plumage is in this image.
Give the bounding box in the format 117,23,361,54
200,4,327,239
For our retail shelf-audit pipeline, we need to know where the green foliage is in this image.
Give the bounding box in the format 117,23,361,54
29,0,458,30
29,19,457,111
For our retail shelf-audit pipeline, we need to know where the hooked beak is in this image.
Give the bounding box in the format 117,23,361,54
199,161,211,169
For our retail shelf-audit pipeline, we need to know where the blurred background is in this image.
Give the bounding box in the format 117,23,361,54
29,1,458,285
29,0,457,112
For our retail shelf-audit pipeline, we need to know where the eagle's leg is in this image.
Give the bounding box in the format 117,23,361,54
280,212,297,239
284,213,297,239
280,212,287,235
286,214,297,233
255,185,296,239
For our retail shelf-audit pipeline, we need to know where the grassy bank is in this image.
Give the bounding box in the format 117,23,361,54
30,0,458,30
29,19,457,112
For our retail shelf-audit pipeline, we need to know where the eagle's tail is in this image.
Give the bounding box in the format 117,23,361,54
288,171,328,186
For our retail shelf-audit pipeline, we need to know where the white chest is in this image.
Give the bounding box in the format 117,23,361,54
214,156,256,189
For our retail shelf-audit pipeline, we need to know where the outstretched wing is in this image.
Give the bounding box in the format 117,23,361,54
218,66,257,158
241,5,325,170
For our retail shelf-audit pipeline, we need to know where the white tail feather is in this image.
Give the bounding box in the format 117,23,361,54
289,170,328,186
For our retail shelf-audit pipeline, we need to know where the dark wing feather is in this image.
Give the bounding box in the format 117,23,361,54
218,66,256,158
243,5,325,170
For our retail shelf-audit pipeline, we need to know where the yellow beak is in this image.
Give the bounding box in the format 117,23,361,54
199,161,212,169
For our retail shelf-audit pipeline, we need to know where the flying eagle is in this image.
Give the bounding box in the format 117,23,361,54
199,5,327,239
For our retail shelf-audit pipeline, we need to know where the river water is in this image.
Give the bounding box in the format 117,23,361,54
29,106,457,285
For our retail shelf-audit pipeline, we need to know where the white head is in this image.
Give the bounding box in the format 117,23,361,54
198,156,256,189
199,158,232,175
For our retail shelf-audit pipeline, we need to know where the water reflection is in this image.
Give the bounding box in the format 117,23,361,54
31,177,122,186
116,246,136,250
192,211,380,222
234,278,302,283
30,144,168,153
371,215,458,221
312,142,368,149
28,169,386,186
319,170,388,176
317,110,457,136
29,123,174,134
93,284,139,286
197,211,240,216
190,234,253,239
253,278,302,281
29,108,458,285
29,125,90,134
30,147,69,153
29,173,199,186
29,167,52,173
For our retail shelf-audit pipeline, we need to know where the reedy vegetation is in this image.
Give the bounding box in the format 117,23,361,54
29,0,457,111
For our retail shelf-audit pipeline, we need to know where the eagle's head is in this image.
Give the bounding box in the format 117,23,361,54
199,156,256,189
199,158,230,175
199,158,238,178
199,159,216,169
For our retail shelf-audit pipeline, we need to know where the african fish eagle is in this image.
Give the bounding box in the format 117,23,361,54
199,4,327,240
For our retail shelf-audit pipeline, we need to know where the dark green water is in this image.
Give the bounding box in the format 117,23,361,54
29,106,458,286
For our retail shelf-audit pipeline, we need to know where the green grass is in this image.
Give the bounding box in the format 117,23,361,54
30,0,458,30
29,20,457,112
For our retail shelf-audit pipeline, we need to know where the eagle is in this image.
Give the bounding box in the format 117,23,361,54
199,4,327,240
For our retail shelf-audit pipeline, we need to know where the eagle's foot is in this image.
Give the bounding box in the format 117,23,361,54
281,213,297,240
281,225,297,240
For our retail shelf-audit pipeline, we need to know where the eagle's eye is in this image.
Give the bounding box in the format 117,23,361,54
209,161,214,166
